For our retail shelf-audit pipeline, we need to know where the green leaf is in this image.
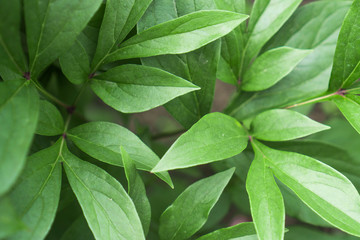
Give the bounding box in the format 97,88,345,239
225,1,351,120
139,0,221,128
332,94,360,134
121,147,151,236
152,113,248,172
62,145,145,240
60,216,95,240
105,10,248,62
0,197,25,239
91,64,200,113
35,100,64,136
286,225,359,240
8,139,62,240
197,222,257,240
0,0,27,80
68,121,173,187
244,0,301,66
255,141,360,237
251,109,330,141
329,0,360,91
242,47,311,91
246,142,285,240
91,0,153,70
159,168,234,240
25,0,102,77
0,79,39,195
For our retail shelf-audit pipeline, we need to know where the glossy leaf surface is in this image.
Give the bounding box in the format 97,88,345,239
197,222,257,240
332,94,360,134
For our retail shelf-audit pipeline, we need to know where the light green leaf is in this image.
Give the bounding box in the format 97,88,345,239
247,142,285,240
105,10,248,62
91,64,199,113
197,222,257,240
0,79,39,195
25,0,102,77
8,139,62,240
0,0,27,80
68,121,173,187
0,197,25,239
329,0,360,91
63,145,145,240
35,100,64,136
91,0,152,70
332,94,360,134
251,109,330,141
242,47,311,91
121,147,151,236
255,141,360,237
244,0,301,66
159,168,234,240
286,225,359,240
152,112,248,172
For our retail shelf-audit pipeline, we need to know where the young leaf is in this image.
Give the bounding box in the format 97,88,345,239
35,100,64,136
244,0,301,66
0,0,27,80
329,0,360,91
0,197,25,239
246,142,285,240
25,0,102,77
152,113,248,172
254,141,360,237
159,168,235,240
197,222,256,240
242,47,311,91
121,147,151,236
251,109,330,141
62,145,145,240
91,0,153,70
68,121,173,187
332,94,360,134
105,10,248,62
91,64,200,113
8,139,62,240
0,79,39,195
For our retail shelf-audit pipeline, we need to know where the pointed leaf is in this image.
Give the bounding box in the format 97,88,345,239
242,47,311,91
36,100,64,136
68,121,173,187
0,79,39,195
255,141,360,237
251,109,330,141
332,94,360,135
329,0,360,91
25,0,102,77
8,139,62,240
91,64,200,113
159,168,234,240
197,222,256,240
152,113,248,172
105,10,248,62
63,146,145,240
247,141,285,240
121,147,151,236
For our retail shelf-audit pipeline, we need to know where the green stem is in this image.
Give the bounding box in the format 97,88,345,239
284,92,338,109
32,80,69,108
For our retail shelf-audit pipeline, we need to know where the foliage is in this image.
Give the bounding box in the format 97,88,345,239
1,0,360,239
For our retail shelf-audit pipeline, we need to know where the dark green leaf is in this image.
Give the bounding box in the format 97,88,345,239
329,0,360,91
0,79,39,195
36,100,64,136
8,139,62,240
25,0,102,77
121,147,151,236
242,47,311,91
285,225,359,240
152,113,248,172
63,145,145,240
197,222,257,240
251,109,330,141
0,0,27,80
105,10,248,62
68,121,173,187
60,216,94,240
91,64,199,113
159,168,234,240
247,142,285,240
255,141,360,237
332,94,360,134
0,197,25,239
